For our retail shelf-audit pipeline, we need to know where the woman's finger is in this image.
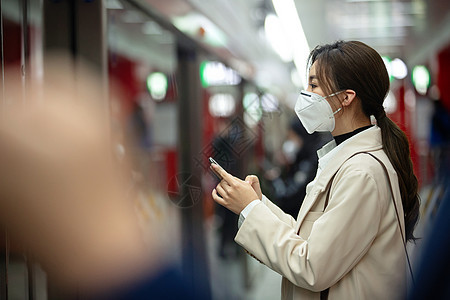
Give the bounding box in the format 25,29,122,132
245,175,258,184
218,179,234,195
212,188,225,205
219,178,231,187
215,184,227,198
211,164,235,183
245,174,262,200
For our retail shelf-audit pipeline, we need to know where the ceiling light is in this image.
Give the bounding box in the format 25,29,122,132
200,61,241,87
391,58,408,80
264,14,293,62
147,72,168,101
209,94,236,117
412,65,430,95
272,0,310,88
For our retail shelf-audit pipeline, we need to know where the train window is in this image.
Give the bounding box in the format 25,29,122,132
106,2,179,232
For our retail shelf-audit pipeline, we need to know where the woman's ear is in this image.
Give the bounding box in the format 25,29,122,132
342,89,357,107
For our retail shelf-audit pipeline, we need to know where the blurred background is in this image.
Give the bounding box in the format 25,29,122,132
0,0,449,299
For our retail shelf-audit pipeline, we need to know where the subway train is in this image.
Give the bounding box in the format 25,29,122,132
1,0,449,299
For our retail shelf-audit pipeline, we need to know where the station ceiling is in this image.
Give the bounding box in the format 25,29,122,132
137,0,449,95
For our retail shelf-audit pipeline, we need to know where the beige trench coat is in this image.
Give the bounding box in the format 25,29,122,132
235,127,407,299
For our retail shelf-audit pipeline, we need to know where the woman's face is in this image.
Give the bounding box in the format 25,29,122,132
307,62,342,111
306,62,325,96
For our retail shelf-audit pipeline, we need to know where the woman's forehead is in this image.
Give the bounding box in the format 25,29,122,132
309,62,317,74
308,62,318,80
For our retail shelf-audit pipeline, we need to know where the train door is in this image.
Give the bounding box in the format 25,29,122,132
107,2,212,297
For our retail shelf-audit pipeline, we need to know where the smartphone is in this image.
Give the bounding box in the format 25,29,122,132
209,157,223,180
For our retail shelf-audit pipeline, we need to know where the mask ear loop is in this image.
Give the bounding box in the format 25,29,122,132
326,91,345,116
332,107,342,115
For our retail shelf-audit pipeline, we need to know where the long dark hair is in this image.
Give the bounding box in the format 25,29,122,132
308,40,420,242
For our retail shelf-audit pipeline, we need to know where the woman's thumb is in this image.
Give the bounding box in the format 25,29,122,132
245,175,259,184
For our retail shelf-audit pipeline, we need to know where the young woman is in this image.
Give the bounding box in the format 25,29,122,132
211,40,420,299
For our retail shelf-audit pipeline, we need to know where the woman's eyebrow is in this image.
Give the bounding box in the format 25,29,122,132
309,75,317,81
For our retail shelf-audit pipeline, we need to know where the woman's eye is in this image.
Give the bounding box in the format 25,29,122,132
309,83,317,89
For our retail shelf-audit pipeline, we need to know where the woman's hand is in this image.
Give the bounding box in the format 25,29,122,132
211,164,259,215
245,175,262,200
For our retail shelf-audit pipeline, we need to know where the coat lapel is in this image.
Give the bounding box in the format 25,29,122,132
294,126,384,234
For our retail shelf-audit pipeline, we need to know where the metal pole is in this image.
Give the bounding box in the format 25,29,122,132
177,45,211,299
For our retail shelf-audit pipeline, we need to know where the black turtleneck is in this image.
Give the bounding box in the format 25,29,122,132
334,125,373,145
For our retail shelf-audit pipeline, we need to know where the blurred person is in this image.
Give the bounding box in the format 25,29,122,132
267,119,330,217
0,60,200,299
407,97,450,299
407,177,450,300
429,98,450,180
211,41,420,299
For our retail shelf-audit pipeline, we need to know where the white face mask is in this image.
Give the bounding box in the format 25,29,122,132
294,90,343,134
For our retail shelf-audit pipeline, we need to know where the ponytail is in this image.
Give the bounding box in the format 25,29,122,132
376,114,420,242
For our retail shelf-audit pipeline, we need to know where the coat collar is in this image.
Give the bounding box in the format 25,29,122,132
313,126,382,190
295,126,383,232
